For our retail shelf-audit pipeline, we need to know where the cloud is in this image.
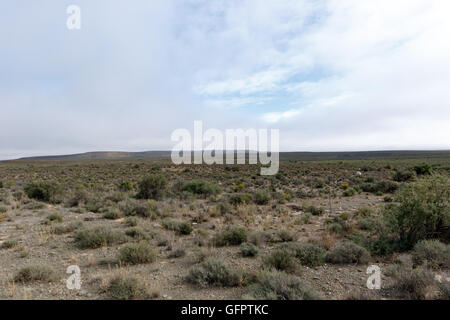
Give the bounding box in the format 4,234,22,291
0,0,449,159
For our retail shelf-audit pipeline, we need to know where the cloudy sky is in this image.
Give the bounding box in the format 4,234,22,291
1,0,449,159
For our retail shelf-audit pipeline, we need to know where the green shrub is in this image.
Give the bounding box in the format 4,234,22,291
253,191,270,205
414,164,433,176
24,182,61,203
181,180,221,198
388,265,437,300
213,226,248,246
248,231,273,246
104,192,126,203
53,221,83,235
162,219,193,235
74,226,126,249
124,227,148,240
375,180,399,194
84,197,103,213
325,241,370,264
108,275,147,300
343,188,356,197
124,216,138,227
356,206,374,217
412,239,450,268
240,242,259,257
276,230,295,242
383,175,449,249
14,265,57,283
301,213,312,224
263,249,297,272
1,239,18,249
118,241,157,265
119,199,157,218
67,188,88,207
352,232,401,256
246,270,320,300
327,223,343,234
393,170,415,182
168,247,186,258
46,213,63,223
358,217,382,231
305,205,324,216
186,258,242,288
102,207,122,220
228,193,252,206
118,181,134,192
325,217,352,235
136,175,167,200
360,181,398,194
0,181,3,188
288,243,326,267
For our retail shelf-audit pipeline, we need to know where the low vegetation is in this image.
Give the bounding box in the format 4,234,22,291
107,275,147,300
246,270,320,300
0,156,448,300
13,265,57,283
118,241,157,265
186,258,243,288
74,226,126,249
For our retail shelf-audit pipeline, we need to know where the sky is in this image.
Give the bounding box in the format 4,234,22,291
1,0,450,160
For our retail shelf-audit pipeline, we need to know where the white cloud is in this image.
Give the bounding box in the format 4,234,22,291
0,0,449,159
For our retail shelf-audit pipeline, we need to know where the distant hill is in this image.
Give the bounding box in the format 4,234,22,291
279,150,450,161
14,150,450,161
17,151,171,161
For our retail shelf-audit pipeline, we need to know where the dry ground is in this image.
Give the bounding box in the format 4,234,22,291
0,158,448,300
